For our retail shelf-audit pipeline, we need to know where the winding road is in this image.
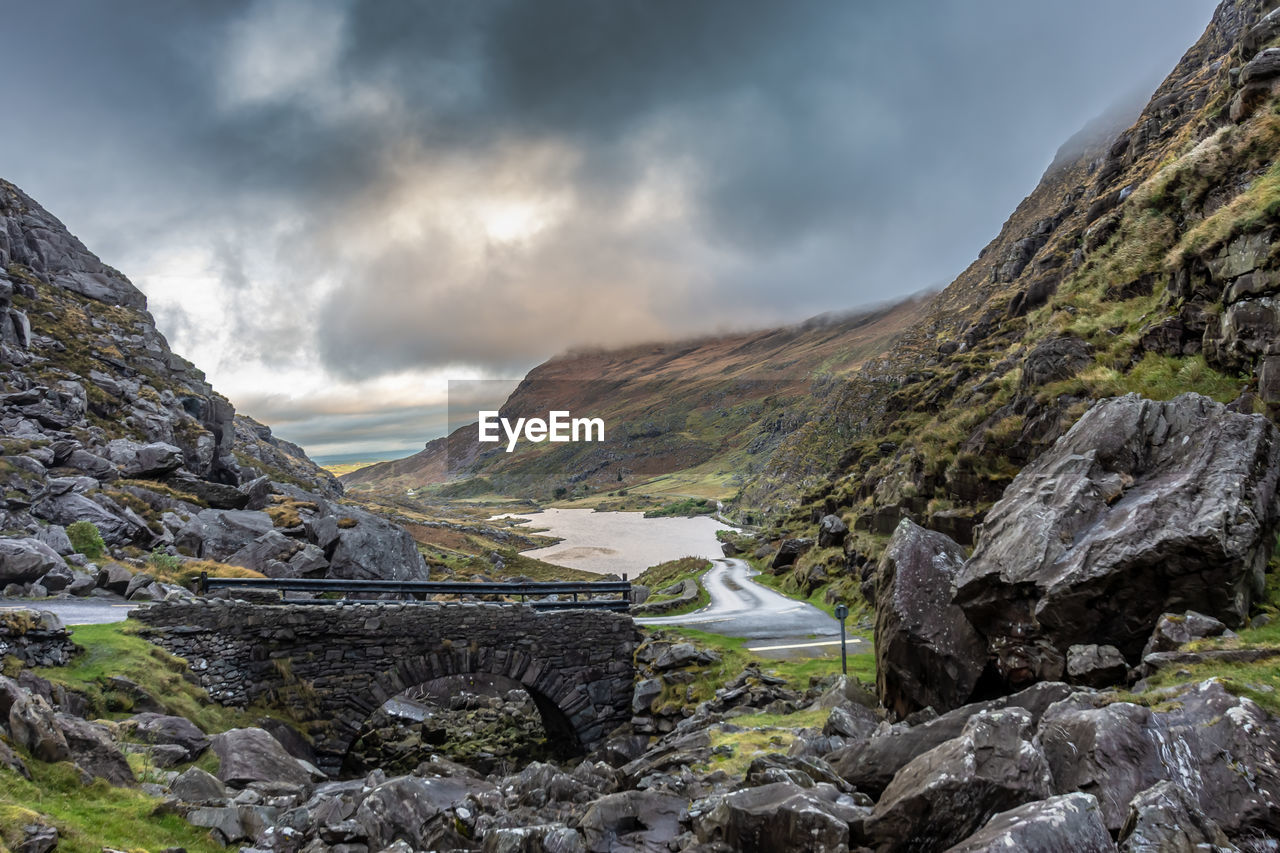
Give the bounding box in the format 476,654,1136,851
637,557,868,657
1,598,136,625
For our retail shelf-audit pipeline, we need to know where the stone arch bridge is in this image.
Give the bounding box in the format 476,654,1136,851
131,600,638,774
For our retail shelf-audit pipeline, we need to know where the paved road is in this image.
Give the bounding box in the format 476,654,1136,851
636,558,868,657
0,598,137,625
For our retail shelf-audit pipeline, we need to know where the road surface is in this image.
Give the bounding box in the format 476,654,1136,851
0,598,137,625
636,558,868,657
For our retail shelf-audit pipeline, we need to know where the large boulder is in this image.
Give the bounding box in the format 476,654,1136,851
355,775,481,850
771,538,812,570
875,519,985,718
1038,680,1280,835
831,681,1073,798
0,676,69,762
170,766,227,803
955,394,1280,693
943,793,1115,853
210,727,311,787
55,713,135,787
690,782,868,853
0,537,65,585
858,708,1053,852
325,506,430,581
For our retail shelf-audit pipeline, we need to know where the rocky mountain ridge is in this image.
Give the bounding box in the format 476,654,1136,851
0,178,428,596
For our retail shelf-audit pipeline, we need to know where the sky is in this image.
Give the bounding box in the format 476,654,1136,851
1,0,1218,458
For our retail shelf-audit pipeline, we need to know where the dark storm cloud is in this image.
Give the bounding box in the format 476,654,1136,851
0,0,1221,451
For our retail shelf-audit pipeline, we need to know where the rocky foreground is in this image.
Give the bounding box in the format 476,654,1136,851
1,389,1279,852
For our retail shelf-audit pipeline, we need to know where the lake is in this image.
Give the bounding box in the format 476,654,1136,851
493,507,730,577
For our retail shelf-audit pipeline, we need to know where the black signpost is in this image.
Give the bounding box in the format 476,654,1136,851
834,602,849,675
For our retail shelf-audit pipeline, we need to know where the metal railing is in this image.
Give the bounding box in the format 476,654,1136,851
197,573,633,612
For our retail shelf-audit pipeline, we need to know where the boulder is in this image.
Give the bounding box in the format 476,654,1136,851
211,727,311,788
34,492,144,544
96,562,133,594
1038,680,1280,835
823,702,879,741
0,537,64,585
578,790,685,852
226,530,301,574
123,712,210,762
239,474,273,510
1240,47,1280,84
943,793,1115,853
55,713,135,787
104,439,184,478
875,519,985,718
817,514,848,548
38,563,75,592
771,538,812,570
831,681,1073,798
0,676,70,763
1065,644,1129,688
32,524,74,556
691,781,867,853
859,708,1053,851
175,509,274,560
956,394,1280,694
325,506,430,581
165,472,251,510
171,766,227,803
1140,610,1229,658
1117,781,1237,852
355,775,480,850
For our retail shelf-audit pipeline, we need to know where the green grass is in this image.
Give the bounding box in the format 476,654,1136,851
0,760,221,853
31,623,253,733
642,497,717,518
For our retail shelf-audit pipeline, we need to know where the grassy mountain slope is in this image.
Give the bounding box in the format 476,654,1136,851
343,296,928,502
753,0,1280,571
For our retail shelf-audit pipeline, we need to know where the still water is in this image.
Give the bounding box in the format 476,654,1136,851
494,507,730,576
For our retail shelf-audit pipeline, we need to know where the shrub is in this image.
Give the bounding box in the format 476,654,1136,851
147,548,181,573
66,521,105,559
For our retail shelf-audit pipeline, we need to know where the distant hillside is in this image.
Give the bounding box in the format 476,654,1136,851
342,296,928,499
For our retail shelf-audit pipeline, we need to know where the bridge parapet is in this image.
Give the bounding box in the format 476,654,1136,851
131,600,639,773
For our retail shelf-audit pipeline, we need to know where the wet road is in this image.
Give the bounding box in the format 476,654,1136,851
636,558,869,656
0,598,137,625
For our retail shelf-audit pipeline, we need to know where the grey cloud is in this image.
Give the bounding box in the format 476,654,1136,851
0,0,1222,455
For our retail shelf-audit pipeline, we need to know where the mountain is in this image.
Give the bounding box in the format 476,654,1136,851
0,179,428,592
343,296,929,502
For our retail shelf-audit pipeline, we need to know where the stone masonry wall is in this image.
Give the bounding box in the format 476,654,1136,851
130,600,638,773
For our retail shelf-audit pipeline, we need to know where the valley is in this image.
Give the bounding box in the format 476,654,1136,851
4,0,1280,851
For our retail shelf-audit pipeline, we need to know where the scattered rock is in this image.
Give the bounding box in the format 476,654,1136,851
817,514,848,548
171,766,227,803
123,712,210,762
859,708,1053,851
1066,644,1130,688
0,537,64,585
1140,610,1230,658
578,790,685,853
771,538,812,570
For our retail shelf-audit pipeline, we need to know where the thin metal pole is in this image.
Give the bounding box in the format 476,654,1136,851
840,619,847,675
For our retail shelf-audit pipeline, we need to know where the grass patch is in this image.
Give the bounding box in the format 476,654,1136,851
146,559,264,589
31,623,251,732
643,497,717,518
635,557,712,616
0,760,221,853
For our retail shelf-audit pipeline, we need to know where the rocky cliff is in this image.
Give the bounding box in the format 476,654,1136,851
755,0,1280,557
0,179,427,594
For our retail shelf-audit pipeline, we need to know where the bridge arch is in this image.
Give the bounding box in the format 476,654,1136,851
132,601,639,775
